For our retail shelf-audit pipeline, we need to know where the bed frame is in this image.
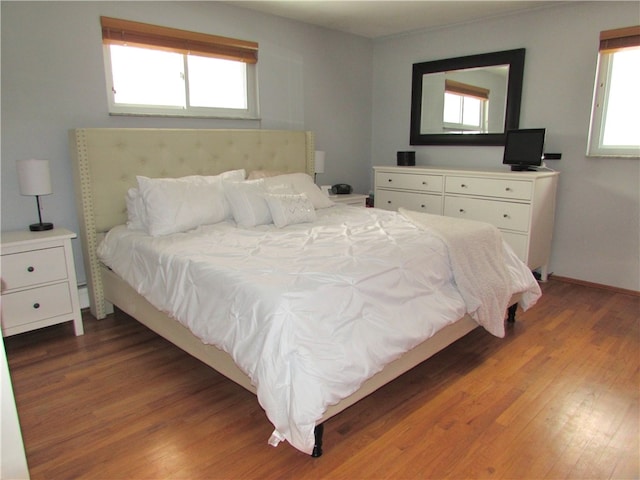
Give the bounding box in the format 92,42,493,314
70,128,516,457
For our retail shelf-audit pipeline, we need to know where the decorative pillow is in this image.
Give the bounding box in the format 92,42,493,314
247,170,284,180
136,175,228,236
125,187,146,230
224,179,272,227
265,192,317,228
264,173,334,209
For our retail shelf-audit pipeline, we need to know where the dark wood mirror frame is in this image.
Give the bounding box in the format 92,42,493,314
410,48,526,146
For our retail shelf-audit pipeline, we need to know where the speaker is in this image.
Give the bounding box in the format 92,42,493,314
397,151,415,166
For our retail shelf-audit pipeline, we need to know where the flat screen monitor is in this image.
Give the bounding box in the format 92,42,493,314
503,128,545,171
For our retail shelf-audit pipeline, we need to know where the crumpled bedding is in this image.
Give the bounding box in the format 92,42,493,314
97,206,541,454
399,208,541,337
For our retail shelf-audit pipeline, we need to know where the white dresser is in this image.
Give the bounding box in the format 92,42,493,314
374,166,559,280
1,228,83,336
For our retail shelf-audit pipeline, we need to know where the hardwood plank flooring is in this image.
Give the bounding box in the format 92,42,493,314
4,279,639,479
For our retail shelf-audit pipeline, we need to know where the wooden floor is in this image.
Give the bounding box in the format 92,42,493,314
4,278,639,479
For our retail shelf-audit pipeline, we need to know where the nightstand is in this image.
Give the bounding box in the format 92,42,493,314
1,228,83,336
329,193,369,207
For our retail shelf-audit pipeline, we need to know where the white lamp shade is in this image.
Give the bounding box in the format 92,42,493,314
17,159,52,196
314,151,326,174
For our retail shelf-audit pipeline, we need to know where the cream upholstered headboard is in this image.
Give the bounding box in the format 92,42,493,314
70,128,315,319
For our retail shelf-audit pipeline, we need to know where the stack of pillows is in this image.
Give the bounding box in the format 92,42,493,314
126,169,335,236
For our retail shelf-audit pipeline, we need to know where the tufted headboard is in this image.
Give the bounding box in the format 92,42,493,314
70,128,314,318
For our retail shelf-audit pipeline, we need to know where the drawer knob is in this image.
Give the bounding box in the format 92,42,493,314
387,200,392,204
422,181,427,185
503,214,510,218
33,302,40,309
27,266,35,272
461,184,467,188
459,209,465,213
505,187,512,192
388,179,392,182
421,204,426,208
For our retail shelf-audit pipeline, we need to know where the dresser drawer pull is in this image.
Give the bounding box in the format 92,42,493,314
461,184,467,188
503,214,510,218
459,208,465,213
27,266,35,272
422,181,427,185
421,204,426,208
505,187,512,192
33,302,41,309
388,178,393,182
387,200,392,204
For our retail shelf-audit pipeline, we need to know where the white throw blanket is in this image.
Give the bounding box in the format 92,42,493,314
399,208,530,337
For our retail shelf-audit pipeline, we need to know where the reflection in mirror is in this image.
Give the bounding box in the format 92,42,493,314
411,49,525,146
421,65,508,134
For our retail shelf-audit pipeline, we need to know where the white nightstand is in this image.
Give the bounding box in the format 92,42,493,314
1,228,83,336
329,193,369,207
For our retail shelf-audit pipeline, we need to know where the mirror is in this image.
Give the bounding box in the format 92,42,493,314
410,49,525,146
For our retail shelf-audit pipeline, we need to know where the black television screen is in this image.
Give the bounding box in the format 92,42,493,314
503,128,545,171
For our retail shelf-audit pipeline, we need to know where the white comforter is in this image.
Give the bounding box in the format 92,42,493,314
97,206,541,454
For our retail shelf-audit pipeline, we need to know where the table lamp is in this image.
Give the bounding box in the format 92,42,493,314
17,159,54,231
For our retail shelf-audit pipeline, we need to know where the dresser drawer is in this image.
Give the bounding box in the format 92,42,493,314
376,171,443,193
501,231,529,263
376,190,443,214
1,247,68,291
444,196,531,232
1,282,73,328
445,176,532,201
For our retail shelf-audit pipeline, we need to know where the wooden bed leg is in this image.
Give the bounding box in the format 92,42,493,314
311,423,324,457
507,303,518,323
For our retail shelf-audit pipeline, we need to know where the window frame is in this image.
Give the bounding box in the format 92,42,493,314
101,16,259,120
587,26,640,158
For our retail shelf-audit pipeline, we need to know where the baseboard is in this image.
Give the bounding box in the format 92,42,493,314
552,275,640,297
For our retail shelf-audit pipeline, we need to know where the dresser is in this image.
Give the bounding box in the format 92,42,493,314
1,228,83,336
374,166,559,280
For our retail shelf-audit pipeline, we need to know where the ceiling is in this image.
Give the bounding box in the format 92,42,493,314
231,1,559,39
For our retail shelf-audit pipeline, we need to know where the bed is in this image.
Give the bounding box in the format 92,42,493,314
69,128,541,457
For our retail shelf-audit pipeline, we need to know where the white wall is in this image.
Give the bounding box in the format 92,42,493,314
0,1,372,285
371,1,640,291
1,336,30,479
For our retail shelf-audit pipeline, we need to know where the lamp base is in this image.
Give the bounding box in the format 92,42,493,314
29,222,53,232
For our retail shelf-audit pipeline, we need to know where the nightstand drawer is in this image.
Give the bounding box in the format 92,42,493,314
444,196,531,232
445,176,532,200
1,282,73,328
1,247,68,291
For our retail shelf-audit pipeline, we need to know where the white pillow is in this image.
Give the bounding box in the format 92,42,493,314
136,175,228,236
224,179,272,227
265,192,317,228
264,173,334,209
125,187,146,230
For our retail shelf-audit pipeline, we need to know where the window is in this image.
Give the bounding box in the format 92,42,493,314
443,80,489,133
587,26,640,157
101,17,259,119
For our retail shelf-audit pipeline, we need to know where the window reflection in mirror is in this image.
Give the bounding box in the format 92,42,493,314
420,65,508,134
